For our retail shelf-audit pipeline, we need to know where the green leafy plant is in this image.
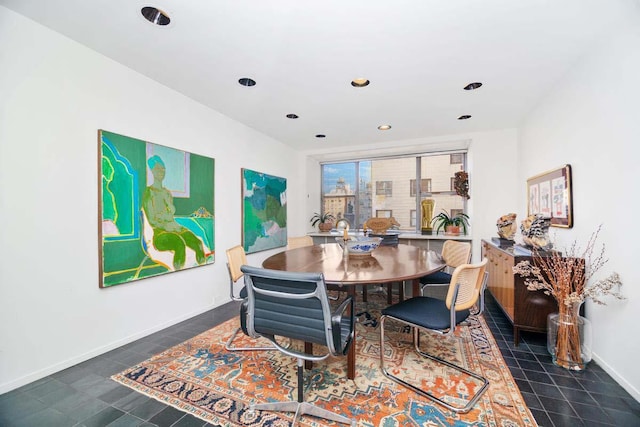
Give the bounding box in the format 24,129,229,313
431,211,470,234
310,212,335,227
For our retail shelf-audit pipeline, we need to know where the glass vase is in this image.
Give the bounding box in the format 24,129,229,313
547,301,592,370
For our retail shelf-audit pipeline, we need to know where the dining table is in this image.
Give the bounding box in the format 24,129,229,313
262,242,446,379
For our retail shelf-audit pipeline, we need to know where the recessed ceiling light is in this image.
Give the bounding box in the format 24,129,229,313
458,115,472,120
141,7,171,26
238,77,256,87
463,82,483,91
315,134,326,138
351,78,370,87
286,114,299,119
378,124,392,131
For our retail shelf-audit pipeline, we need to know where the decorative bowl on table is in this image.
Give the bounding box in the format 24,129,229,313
335,236,383,256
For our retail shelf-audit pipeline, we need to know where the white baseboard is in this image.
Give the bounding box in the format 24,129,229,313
591,352,640,402
0,302,219,395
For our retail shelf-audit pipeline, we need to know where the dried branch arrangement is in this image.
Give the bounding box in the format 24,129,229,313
513,225,624,369
513,225,624,307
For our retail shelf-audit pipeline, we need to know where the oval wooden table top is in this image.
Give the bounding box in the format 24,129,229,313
262,243,445,286
262,243,446,380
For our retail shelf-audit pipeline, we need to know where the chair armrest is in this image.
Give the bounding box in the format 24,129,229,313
331,296,355,355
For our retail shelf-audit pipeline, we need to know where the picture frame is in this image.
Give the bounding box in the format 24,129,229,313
527,164,573,228
98,130,215,288
241,168,287,254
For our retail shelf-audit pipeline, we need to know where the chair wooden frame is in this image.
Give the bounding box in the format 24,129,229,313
286,235,314,250
421,240,472,296
380,258,489,414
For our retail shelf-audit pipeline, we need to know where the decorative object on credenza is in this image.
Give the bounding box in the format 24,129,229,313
310,212,335,232
454,171,470,199
527,164,573,228
431,210,470,236
520,214,551,249
420,198,435,235
98,130,215,288
513,225,625,370
242,169,287,254
496,213,517,240
363,216,400,235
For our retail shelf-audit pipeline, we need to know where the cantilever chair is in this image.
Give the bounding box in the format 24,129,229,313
224,246,274,352
420,240,472,299
240,265,356,426
286,235,314,250
380,258,489,414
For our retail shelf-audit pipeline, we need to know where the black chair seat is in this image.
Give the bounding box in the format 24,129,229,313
382,296,469,330
419,270,451,285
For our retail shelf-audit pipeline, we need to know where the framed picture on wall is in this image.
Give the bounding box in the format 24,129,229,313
241,168,287,254
98,130,215,288
527,164,573,228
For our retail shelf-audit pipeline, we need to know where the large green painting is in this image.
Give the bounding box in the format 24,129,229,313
242,168,287,254
99,130,215,288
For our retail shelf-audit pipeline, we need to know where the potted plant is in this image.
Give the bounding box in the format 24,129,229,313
431,211,470,235
310,212,335,232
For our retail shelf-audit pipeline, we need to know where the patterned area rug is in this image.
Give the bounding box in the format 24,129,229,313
112,294,537,426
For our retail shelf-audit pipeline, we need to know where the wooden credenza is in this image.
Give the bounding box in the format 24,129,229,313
481,239,558,345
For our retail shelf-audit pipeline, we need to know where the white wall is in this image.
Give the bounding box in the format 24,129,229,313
0,7,306,393
519,21,640,399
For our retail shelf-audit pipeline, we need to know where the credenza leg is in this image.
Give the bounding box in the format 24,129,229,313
514,326,520,346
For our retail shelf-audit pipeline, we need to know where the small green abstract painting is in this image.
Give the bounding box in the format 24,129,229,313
99,130,215,288
242,168,287,254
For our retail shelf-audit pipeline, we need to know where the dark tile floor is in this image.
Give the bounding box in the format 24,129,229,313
1,292,638,426
483,293,640,427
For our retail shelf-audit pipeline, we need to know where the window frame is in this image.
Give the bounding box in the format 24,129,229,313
410,178,432,197
375,180,393,197
320,151,468,232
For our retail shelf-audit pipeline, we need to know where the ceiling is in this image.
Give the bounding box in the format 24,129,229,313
2,0,638,152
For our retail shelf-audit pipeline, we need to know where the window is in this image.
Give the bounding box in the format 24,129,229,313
450,177,456,191
376,181,393,196
450,153,464,164
321,152,467,231
410,179,431,196
451,209,464,217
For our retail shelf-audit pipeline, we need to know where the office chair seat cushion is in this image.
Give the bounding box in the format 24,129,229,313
382,297,470,330
339,317,352,351
419,271,452,285
239,286,248,299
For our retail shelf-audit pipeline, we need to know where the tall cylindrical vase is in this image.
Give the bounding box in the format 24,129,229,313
547,301,592,370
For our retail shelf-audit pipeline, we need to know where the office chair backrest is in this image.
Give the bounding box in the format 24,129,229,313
286,235,314,250
441,240,472,269
445,258,488,312
241,265,340,354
